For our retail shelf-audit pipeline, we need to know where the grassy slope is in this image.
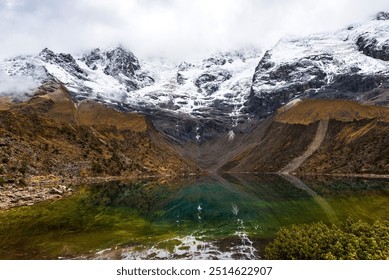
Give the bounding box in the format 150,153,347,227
220,99,389,175
0,84,200,184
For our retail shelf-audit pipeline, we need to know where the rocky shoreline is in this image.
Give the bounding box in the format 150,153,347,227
0,184,73,210
0,174,195,210
0,174,128,210
0,175,128,210
1,172,387,211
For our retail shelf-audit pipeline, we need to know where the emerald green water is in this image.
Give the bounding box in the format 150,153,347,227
0,174,388,259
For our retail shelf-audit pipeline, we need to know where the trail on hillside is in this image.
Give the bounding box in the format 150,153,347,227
279,119,328,174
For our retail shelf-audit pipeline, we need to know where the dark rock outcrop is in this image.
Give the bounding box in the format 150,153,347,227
39,48,87,80
356,36,389,61
376,11,389,20
194,70,232,95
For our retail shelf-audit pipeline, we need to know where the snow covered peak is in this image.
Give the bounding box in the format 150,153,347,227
201,48,261,68
248,14,389,118
1,12,389,129
38,48,56,61
0,46,263,126
79,46,153,91
39,48,76,65
0,46,157,101
81,46,140,77
128,47,263,123
375,11,389,21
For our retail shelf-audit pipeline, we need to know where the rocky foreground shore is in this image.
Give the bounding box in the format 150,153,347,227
0,174,185,210
0,184,73,210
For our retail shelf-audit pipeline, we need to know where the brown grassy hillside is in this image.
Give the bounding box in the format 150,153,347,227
0,83,201,186
275,99,389,124
297,119,389,174
220,99,389,175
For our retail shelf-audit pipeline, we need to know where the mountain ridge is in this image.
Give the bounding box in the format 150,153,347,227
0,12,389,185
1,12,389,147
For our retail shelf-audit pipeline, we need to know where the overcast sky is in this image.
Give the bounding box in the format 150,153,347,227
1,0,389,61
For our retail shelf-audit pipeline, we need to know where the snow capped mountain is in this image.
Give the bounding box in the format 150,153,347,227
0,45,262,126
132,48,261,123
0,46,155,100
247,12,389,118
355,12,389,61
1,12,389,142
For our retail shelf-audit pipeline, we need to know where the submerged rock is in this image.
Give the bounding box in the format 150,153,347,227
49,187,63,195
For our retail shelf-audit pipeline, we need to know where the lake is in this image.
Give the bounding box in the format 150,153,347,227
0,174,388,259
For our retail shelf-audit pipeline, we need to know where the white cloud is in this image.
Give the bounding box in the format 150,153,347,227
0,70,39,99
0,0,388,60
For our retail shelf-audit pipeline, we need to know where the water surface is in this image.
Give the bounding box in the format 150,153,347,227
0,174,388,259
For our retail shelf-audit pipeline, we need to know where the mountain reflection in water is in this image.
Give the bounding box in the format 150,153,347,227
0,174,388,259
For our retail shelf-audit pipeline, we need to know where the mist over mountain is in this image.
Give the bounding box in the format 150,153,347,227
1,0,389,60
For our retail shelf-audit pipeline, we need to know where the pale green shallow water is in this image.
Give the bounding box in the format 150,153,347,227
0,174,388,259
